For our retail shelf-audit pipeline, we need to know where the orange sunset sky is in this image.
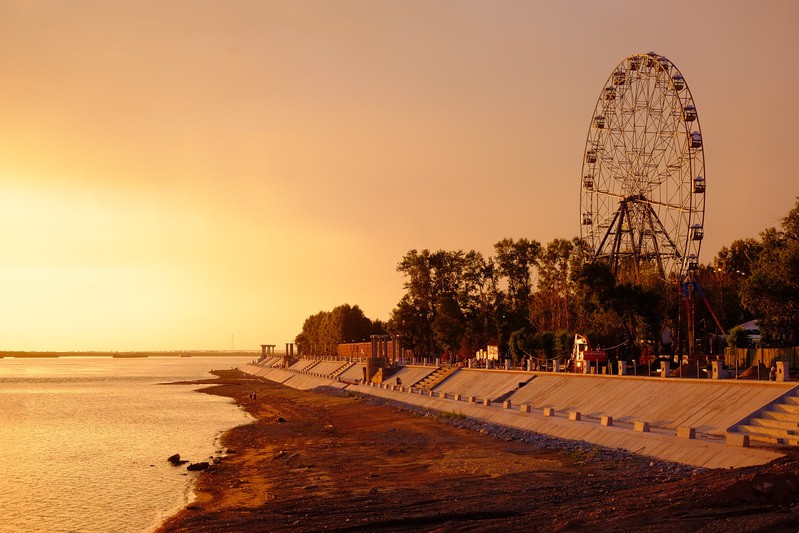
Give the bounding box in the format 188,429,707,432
1,1,797,351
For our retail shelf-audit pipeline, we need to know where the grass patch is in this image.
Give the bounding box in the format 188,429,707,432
435,411,467,421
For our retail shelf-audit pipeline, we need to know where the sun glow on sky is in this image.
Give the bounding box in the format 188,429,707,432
1,1,798,351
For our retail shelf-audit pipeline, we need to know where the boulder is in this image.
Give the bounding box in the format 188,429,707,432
187,462,210,471
167,454,188,466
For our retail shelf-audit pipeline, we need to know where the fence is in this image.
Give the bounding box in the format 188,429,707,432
724,347,799,370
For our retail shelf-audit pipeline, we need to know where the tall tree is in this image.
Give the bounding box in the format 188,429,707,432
493,238,541,313
391,249,469,357
530,238,576,332
571,260,662,353
432,296,465,357
295,304,377,356
494,238,541,352
740,199,799,346
457,251,499,357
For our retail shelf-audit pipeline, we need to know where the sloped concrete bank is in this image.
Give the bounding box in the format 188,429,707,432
240,362,791,469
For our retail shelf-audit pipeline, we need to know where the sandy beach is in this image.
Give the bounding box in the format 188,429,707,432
157,369,799,532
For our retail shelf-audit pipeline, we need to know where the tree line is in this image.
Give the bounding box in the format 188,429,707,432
385,238,665,362
699,198,799,348
294,304,386,356
296,198,799,361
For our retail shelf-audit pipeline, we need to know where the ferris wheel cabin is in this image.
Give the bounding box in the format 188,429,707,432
594,115,606,129
690,131,702,148
693,176,705,194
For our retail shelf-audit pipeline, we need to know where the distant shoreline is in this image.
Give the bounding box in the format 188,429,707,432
0,351,260,359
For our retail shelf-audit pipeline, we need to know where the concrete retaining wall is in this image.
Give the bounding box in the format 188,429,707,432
431,368,534,402
239,363,790,468
388,366,438,387
337,363,365,382
507,373,797,436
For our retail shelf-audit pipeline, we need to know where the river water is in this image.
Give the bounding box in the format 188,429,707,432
0,356,254,533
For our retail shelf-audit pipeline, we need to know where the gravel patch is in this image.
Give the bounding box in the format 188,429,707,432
314,385,698,482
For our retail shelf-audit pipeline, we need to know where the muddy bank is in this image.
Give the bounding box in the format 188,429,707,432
157,370,799,532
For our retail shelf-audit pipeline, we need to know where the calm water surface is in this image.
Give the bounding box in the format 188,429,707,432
0,356,254,533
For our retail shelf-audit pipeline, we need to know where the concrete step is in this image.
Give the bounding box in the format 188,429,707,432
415,369,444,388
740,424,795,438
750,418,799,431
761,410,799,423
330,362,353,378
744,433,783,445
415,366,458,390
774,403,799,414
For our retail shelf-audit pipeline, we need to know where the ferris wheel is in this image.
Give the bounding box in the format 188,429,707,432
579,52,705,282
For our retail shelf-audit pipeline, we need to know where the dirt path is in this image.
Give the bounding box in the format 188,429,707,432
157,370,799,532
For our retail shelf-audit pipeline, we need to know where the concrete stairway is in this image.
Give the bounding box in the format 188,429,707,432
414,366,459,391
738,391,799,446
493,375,537,404
330,362,354,379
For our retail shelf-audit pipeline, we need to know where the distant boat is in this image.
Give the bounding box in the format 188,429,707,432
180,354,191,357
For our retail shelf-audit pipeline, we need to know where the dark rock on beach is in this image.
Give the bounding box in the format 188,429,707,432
186,462,210,471
167,454,188,466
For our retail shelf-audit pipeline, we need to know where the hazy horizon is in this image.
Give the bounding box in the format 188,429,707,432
2,1,797,351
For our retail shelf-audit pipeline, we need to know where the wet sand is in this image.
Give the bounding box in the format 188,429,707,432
157,369,799,532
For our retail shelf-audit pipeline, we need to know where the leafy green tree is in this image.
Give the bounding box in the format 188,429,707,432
571,260,662,351
370,319,388,336
554,330,574,360
391,250,437,356
295,304,377,356
740,199,799,346
389,295,427,355
694,239,761,335
612,282,662,346
456,251,500,357
508,327,535,364
432,296,465,357
728,326,751,348
570,260,618,346
494,238,541,353
494,238,541,313
535,330,556,358
530,238,579,332
391,249,473,357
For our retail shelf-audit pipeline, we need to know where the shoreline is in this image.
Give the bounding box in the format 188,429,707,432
157,369,799,532
0,351,259,358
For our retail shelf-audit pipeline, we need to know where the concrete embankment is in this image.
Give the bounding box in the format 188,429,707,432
241,362,795,469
